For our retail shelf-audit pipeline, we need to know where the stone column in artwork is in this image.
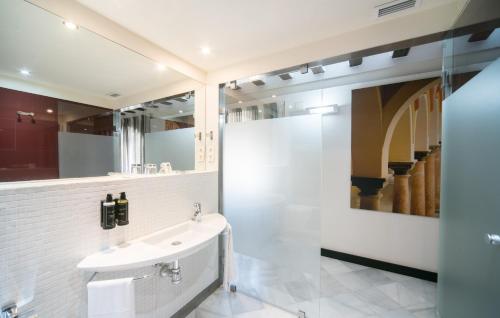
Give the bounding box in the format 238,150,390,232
433,145,441,213
411,151,428,216
351,177,386,211
389,162,414,214
425,151,436,217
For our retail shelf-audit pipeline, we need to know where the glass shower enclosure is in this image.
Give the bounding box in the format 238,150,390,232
222,91,322,317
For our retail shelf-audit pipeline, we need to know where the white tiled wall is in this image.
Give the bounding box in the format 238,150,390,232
0,171,219,317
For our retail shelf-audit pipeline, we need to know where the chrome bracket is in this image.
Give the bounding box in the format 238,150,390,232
1,303,18,318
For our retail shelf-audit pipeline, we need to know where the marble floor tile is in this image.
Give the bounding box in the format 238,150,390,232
192,257,438,318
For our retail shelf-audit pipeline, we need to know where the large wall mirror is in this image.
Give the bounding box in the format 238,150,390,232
0,1,202,182
120,91,196,174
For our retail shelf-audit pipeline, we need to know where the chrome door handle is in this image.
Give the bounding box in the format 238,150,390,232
485,234,500,245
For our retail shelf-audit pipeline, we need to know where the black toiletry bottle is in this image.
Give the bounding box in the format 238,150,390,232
115,192,129,226
101,193,116,230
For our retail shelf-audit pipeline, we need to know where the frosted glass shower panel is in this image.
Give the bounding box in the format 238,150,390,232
224,115,322,315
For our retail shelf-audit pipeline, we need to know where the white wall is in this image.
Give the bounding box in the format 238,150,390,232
320,86,439,272
0,171,218,317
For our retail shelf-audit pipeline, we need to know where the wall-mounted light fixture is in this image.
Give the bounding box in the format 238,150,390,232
19,69,31,76
307,105,339,114
63,20,78,30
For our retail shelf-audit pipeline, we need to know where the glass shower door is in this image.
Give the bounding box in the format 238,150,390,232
223,114,322,317
438,29,500,317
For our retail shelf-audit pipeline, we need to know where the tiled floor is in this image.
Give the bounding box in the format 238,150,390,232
191,256,438,318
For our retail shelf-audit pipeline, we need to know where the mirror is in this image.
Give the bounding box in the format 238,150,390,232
0,1,198,182
120,91,196,174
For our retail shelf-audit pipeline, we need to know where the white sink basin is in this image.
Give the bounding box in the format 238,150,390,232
77,213,227,272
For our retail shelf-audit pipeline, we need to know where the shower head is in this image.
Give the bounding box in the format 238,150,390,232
17,111,36,123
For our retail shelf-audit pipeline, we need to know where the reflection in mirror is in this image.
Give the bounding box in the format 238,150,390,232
120,92,195,174
0,87,119,182
0,1,192,182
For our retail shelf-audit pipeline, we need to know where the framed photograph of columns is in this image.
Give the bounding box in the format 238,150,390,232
350,78,443,217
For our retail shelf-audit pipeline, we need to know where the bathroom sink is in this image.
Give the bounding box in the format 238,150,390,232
77,213,227,272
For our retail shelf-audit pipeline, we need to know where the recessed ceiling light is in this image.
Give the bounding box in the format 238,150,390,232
20,69,31,76
238,100,243,104
272,95,277,98
201,46,211,55
63,20,78,30
46,109,54,114
179,110,183,114
156,64,166,71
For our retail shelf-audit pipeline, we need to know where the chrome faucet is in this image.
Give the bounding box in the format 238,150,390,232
193,202,202,222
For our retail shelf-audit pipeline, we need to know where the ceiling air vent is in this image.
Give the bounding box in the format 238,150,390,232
376,0,419,18
107,93,121,98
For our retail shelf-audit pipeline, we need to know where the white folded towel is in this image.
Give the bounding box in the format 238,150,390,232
88,277,135,318
223,223,238,292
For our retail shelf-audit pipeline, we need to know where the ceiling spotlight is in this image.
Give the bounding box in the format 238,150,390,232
46,109,54,114
272,95,277,98
468,29,494,42
279,73,292,80
156,64,166,71
349,58,363,67
201,46,211,55
300,64,309,74
252,79,265,86
229,80,240,90
179,110,184,114
63,20,78,30
392,48,410,58
311,66,325,74
19,69,31,76
238,100,243,104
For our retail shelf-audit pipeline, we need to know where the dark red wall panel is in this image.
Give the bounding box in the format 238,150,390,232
0,87,59,181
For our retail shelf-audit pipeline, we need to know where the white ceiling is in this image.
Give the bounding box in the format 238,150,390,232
77,0,463,71
0,1,187,104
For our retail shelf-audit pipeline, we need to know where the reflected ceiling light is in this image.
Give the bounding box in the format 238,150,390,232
307,105,339,114
179,110,184,114
238,100,243,104
311,66,325,74
46,109,54,114
19,69,31,76
201,46,211,55
156,64,166,71
272,95,277,98
63,20,78,30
